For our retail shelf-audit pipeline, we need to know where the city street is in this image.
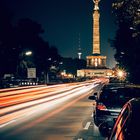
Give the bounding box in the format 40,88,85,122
0,79,107,140
0,0,140,139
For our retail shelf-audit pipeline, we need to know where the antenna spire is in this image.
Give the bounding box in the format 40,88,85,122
77,33,82,59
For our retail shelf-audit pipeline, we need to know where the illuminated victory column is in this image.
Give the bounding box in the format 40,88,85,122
87,0,106,68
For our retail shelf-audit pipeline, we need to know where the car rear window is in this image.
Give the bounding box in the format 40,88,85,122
99,88,140,106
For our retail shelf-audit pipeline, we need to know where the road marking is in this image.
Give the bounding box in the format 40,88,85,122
84,122,91,130
77,138,83,140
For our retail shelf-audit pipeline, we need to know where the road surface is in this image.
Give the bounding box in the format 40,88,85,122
0,78,108,140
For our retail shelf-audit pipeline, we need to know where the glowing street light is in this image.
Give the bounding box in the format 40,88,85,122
117,69,126,81
117,70,124,78
25,51,32,56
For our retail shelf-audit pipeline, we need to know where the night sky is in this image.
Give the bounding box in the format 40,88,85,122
4,0,117,68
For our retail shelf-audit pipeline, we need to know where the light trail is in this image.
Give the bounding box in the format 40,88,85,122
0,78,107,133
0,83,96,127
9,85,95,134
0,86,69,107
0,85,46,94
0,81,95,108
0,82,89,98
0,84,65,97
0,84,88,108
0,85,88,116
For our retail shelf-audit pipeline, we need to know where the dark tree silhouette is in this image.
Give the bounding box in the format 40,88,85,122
0,6,62,81
15,18,62,79
0,1,63,84
112,0,140,84
60,58,86,75
15,18,44,78
0,2,18,78
15,18,63,82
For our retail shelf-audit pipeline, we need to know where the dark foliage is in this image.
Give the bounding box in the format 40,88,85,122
112,0,140,84
0,3,61,80
60,58,86,75
0,2,18,77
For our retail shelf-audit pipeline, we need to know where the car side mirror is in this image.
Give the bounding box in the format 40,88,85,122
88,95,96,100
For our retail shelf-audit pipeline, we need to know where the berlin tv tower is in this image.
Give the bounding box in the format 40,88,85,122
77,33,82,59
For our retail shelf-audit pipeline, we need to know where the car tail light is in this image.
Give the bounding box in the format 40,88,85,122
97,103,107,110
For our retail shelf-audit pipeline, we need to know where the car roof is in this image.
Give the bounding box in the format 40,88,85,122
102,87,140,94
103,83,125,89
125,98,140,134
128,98,140,112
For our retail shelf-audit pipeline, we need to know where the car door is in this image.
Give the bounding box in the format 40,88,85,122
109,103,131,140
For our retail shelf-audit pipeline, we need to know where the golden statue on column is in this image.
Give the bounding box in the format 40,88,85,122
93,0,100,10
93,0,100,55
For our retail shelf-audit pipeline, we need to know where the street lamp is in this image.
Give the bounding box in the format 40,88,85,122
25,51,32,56
17,50,33,79
116,69,126,82
117,70,124,78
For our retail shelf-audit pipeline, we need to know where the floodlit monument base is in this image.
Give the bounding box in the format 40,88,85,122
77,55,113,77
77,68,113,78
79,54,113,77
77,55,113,78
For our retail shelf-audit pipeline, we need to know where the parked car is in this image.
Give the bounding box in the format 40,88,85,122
0,78,20,88
102,83,125,90
89,86,140,127
106,98,140,140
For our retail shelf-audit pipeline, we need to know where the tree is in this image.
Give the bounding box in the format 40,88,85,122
15,18,62,79
0,2,18,78
112,0,140,84
0,2,62,81
15,18,44,78
60,58,86,75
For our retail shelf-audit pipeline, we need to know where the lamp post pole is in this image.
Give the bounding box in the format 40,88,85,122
17,50,32,79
